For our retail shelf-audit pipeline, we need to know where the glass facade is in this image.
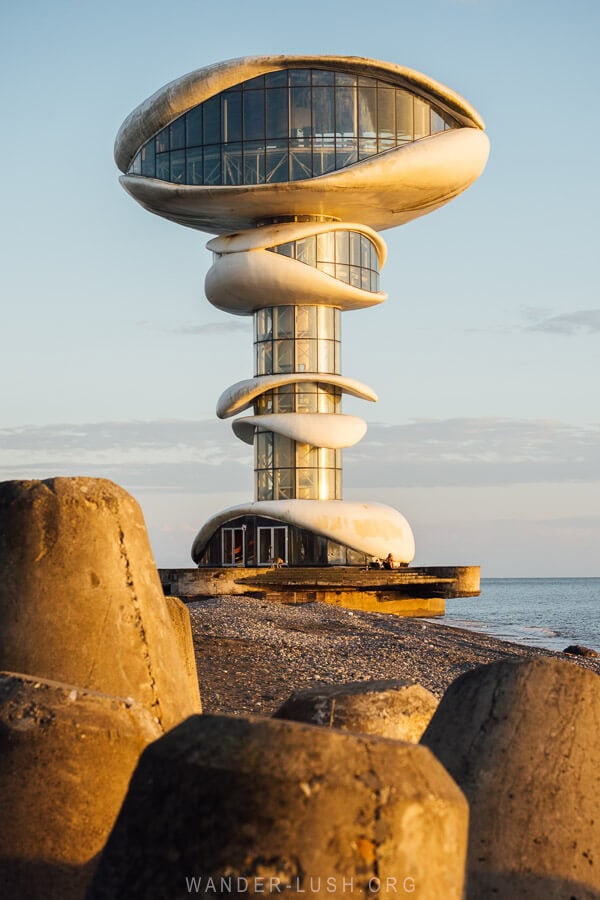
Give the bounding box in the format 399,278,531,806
267,230,380,292
254,305,341,376
128,68,460,185
255,433,342,501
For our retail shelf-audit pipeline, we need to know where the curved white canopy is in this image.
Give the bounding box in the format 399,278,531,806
191,499,416,564
217,373,378,419
232,413,367,448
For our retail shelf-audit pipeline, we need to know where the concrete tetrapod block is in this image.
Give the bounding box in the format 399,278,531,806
164,594,202,714
0,477,201,731
273,679,438,742
0,671,163,900
421,658,600,899
87,714,468,900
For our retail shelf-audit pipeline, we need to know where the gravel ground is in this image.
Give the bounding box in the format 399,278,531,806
190,596,600,716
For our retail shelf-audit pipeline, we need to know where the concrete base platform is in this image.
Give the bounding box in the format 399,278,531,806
159,565,479,617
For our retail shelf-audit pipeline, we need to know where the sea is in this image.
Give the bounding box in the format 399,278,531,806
439,578,600,654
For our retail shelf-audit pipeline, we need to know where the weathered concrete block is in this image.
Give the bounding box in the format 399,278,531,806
164,594,202,713
273,679,438,742
88,714,468,899
0,671,162,900
0,477,201,730
421,658,600,899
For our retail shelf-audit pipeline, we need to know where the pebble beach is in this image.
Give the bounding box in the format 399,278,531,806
189,596,600,716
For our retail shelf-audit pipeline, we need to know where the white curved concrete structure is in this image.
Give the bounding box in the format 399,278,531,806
116,55,488,568
191,500,416,564
206,221,387,315
217,373,378,419
232,413,367,448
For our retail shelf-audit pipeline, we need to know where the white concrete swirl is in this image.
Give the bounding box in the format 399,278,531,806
232,413,367,448
217,373,377,419
205,221,386,314
191,499,416,564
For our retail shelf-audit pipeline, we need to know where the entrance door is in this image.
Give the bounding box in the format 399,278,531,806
221,527,245,566
257,526,288,566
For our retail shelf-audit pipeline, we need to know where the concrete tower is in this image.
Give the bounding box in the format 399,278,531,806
115,56,488,569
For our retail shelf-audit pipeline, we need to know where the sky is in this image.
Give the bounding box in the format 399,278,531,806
1,0,598,576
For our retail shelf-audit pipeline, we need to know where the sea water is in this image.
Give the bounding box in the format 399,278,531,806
441,578,600,653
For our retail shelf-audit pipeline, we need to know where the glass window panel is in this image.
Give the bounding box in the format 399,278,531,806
360,234,371,269
358,138,378,160
414,97,431,139
254,393,273,414
290,141,312,180
358,76,378,88
223,92,242,143
396,91,413,142
243,74,265,89
317,305,335,339
296,443,318,467
312,145,336,176
377,87,395,144
295,339,317,372
335,72,357,86
273,340,294,372
349,265,362,289
266,143,289,183
358,86,377,137
131,152,142,175
274,435,294,468
170,149,185,183
370,242,378,271
243,141,265,184
335,469,342,499
431,108,445,134
317,468,336,500
256,431,273,469
312,86,335,138
336,139,357,169
255,307,272,340
312,69,334,85
273,389,294,412
290,87,311,138
223,143,243,185
316,231,335,262
274,306,294,338
361,268,370,291
370,270,379,292
335,231,349,265
140,143,154,176
295,237,317,268
265,70,288,87
274,241,294,258
256,470,273,501
185,147,202,184
317,340,335,373
335,87,356,136
155,127,169,153
265,88,289,138
203,96,221,144
297,469,318,500
156,152,169,180
170,117,185,150
274,469,294,500
334,341,341,373
335,264,350,284
243,90,265,141
317,386,339,412
350,232,361,266
295,305,317,337
296,391,317,413
317,261,336,278
334,309,341,340
255,341,273,375
443,111,458,130
289,69,311,86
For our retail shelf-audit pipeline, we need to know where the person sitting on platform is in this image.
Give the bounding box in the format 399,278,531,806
383,553,395,570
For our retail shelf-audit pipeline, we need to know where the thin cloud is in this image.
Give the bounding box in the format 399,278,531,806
525,308,600,335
